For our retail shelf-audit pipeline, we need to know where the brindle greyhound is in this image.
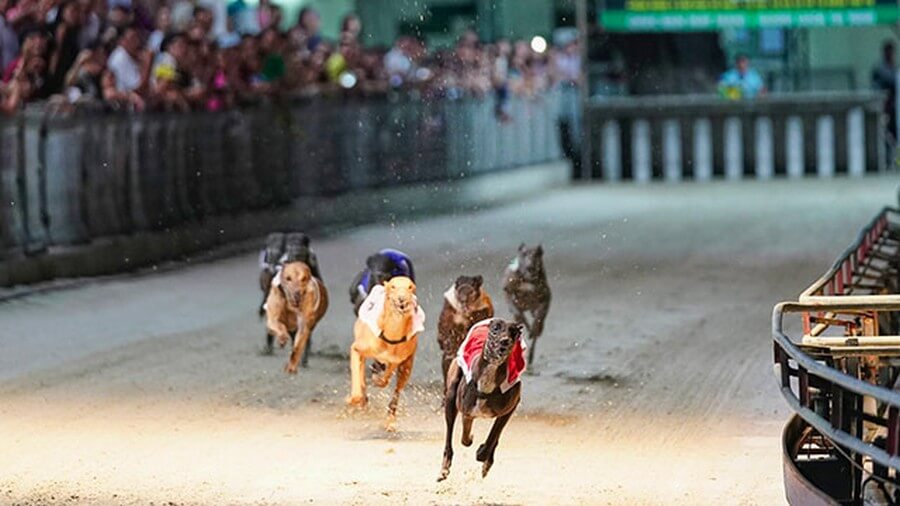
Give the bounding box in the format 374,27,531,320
438,318,525,481
259,232,322,366
437,275,494,383
264,262,329,374
259,232,321,318
503,243,551,365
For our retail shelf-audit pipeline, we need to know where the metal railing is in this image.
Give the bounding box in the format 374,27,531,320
0,94,562,258
772,207,900,503
585,92,892,182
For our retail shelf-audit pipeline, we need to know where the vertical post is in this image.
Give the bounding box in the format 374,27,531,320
602,120,622,181
632,120,652,183
724,117,743,180
576,0,591,179
786,116,804,178
888,406,900,456
846,107,865,176
662,119,682,182
693,118,713,181
755,117,774,179
816,115,835,177
831,383,844,430
798,367,809,407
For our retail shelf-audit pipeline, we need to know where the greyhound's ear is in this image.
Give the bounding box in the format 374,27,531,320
535,244,544,256
518,242,526,252
300,234,310,247
474,275,483,287
513,323,526,338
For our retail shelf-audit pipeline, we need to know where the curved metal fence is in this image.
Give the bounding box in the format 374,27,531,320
773,207,900,503
0,94,562,258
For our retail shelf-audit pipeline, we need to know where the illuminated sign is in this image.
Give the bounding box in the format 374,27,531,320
600,0,899,31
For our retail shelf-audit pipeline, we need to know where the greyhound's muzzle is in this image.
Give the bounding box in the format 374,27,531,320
392,298,412,313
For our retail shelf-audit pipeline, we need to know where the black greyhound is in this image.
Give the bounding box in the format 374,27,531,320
348,248,415,315
502,243,551,365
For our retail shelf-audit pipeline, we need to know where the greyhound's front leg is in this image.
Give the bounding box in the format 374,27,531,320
438,368,462,482
346,344,368,407
301,335,312,367
285,319,310,374
510,306,532,337
461,416,474,446
531,302,549,340
267,320,291,350
477,410,514,478
387,353,414,423
265,294,291,349
528,303,550,365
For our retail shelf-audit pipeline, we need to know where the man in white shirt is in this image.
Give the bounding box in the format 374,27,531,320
106,26,144,92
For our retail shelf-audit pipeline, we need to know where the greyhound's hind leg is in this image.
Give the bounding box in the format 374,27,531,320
301,335,311,367
438,367,462,482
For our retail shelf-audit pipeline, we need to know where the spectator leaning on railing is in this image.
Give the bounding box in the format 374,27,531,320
718,54,766,100
103,25,149,109
0,2,570,115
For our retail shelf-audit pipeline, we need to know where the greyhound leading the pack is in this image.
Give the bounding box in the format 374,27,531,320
438,318,526,481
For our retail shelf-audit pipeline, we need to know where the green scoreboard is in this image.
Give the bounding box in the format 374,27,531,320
600,0,899,31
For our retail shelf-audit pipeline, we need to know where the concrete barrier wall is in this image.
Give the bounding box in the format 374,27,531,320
585,92,893,181
0,95,565,287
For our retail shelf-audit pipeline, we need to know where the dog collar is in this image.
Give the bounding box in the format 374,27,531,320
378,331,409,345
443,285,461,311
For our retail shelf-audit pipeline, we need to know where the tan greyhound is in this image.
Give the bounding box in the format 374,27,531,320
346,276,424,426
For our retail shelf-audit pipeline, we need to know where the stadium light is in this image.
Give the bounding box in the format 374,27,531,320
339,71,358,89
530,36,548,54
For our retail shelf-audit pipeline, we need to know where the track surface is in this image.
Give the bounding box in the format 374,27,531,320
1,177,898,505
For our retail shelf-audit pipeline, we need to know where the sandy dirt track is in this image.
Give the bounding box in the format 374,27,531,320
1,177,898,505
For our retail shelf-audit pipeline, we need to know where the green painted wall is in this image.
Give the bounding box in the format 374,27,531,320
356,0,556,47
305,0,356,39
245,0,354,38
356,0,428,47
807,26,896,90
495,0,554,40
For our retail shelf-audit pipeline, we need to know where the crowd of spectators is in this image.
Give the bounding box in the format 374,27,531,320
0,1,580,114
